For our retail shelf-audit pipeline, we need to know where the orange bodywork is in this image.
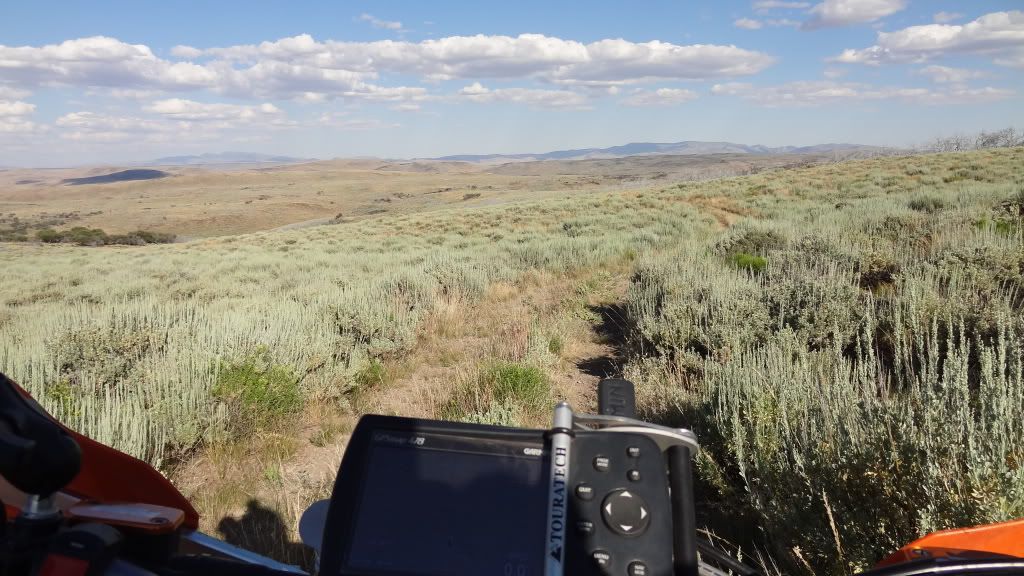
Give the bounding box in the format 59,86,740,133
5,379,199,529
876,517,1024,567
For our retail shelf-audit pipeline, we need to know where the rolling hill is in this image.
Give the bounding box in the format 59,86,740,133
433,140,894,162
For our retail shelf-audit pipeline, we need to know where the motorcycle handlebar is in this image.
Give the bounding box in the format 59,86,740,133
0,374,81,497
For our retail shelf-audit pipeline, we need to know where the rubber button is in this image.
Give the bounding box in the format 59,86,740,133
576,520,594,534
627,446,640,458
591,550,612,569
628,469,641,482
593,456,610,472
576,484,595,501
628,561,649,576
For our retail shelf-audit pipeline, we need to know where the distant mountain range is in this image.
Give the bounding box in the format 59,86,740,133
148,152,306,166
432,141,895,163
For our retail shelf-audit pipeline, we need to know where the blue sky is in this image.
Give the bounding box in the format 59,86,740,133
1,1,1022,165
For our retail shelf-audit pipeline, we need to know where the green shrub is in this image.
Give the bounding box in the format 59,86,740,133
65,227,109,246
562,221,583,238
907,195,946,213
37,228,62,243
35,227,175,246
461,401,522,427
354,358,388,389
974,217,1018,236
486,362,549,412
109,230,177,245
729,252,767,273
441,361,550,425
44,379,79,419
857,253,899,291
714,224,785,257
54,325,161,390
547,335,564,356
212,349,303,435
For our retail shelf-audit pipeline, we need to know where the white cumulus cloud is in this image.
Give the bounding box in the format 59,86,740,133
622,88,699,106
712,80,1014,106
54,111,178,142
833,11,1024,67
170,45,203,59
0,99,37,133
0,86,32,100
0,100,35,117
342,85,429,103
457,82,589,108
0,34,774,104
736,17,799,29
358,14,403,31
753,1,810,10
161,33,774,88
144,98,289,124
804,0,906,29
918,65,988,84
0,36,218,90
55,99,298,143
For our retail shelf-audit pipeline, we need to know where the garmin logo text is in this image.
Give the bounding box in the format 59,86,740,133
372,433,426,447
548,446,568,561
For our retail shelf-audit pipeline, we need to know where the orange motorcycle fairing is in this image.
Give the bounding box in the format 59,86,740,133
5,379,199,529
876,518,1024,567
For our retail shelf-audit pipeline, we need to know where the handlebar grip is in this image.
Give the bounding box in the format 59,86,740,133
668,445,698,576
0,373,82,496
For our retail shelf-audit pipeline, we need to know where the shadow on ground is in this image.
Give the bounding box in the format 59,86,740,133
576,303,629,378
218,499,315,571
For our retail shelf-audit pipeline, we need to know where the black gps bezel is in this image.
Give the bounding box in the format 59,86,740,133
318,414,550,576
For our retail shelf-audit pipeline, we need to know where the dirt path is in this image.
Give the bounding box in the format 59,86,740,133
357,267,632,419
688,195,749,229
172,265,635,568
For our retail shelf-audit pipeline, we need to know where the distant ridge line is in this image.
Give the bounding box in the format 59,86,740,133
431,140,895,163
148,152,307,166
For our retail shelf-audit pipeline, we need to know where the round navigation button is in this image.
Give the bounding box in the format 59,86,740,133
600,490,651,536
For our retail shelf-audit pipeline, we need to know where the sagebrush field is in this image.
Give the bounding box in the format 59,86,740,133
2,147,1021,574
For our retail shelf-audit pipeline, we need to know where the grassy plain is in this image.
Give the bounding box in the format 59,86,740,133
1,147,1021,574
0,153,824,238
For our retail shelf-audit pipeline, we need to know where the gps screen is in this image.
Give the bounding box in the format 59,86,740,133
346,431,547,576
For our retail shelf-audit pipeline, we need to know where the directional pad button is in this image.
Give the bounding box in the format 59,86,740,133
600,489,651,536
